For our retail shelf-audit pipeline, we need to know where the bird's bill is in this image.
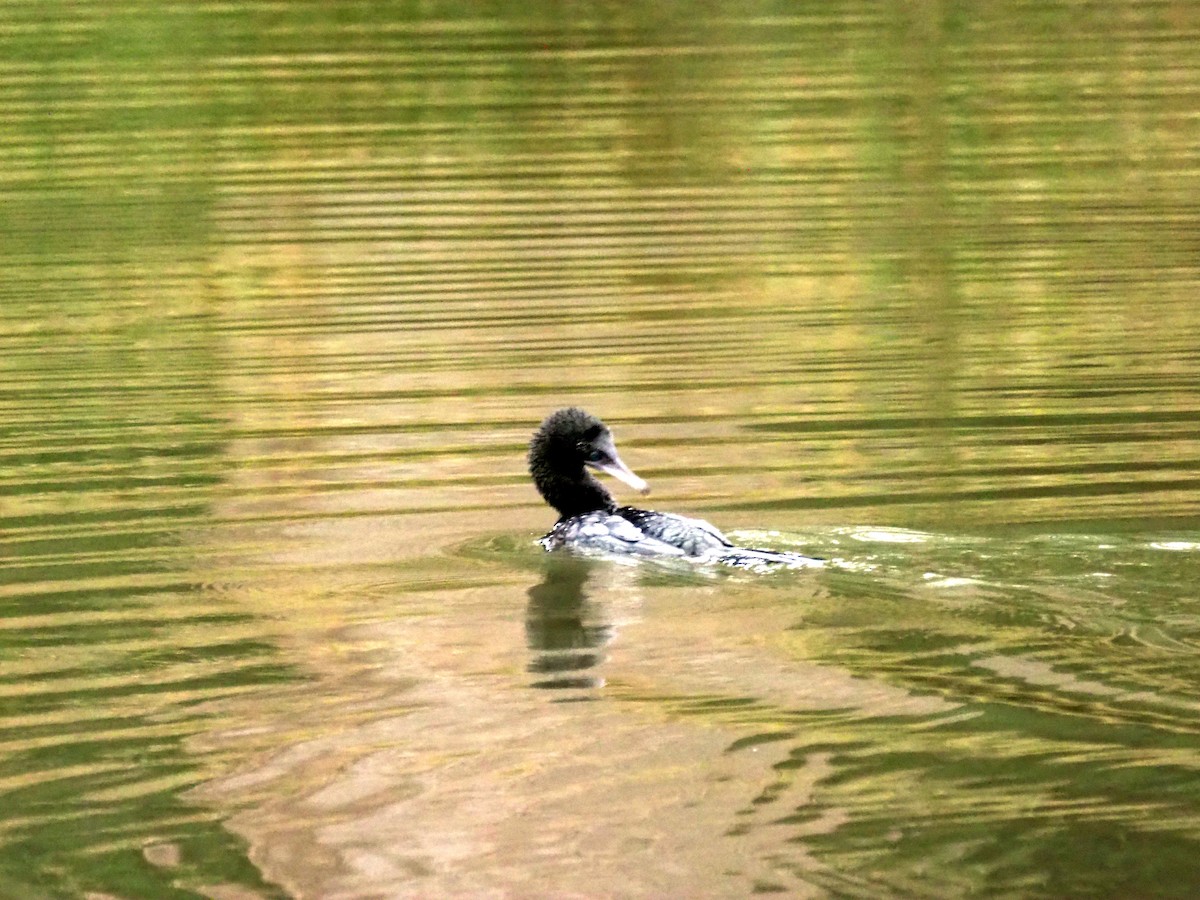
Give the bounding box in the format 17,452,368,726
589,453,650,494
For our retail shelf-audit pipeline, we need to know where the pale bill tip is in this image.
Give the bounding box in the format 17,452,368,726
596,460,650,495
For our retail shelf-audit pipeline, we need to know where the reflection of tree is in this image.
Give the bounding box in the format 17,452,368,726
754,690,1200,896
859,1,963,511
0,303,290,896
730,557,1200,896
525,556,615,691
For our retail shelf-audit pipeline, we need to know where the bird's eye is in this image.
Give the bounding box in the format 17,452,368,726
585,448,605,463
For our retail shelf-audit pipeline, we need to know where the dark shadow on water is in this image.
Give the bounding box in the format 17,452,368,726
525,555,614,694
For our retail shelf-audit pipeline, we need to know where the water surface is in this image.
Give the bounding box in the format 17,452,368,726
2,1,1200,897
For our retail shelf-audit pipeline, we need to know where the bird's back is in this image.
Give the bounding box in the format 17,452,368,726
615,506,732,556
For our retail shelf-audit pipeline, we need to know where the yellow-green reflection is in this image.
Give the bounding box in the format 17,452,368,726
2,0,1199,896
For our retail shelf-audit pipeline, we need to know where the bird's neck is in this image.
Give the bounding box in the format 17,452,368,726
539,468,616,519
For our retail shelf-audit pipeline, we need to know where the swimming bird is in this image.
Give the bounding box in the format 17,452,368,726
528,407,822,569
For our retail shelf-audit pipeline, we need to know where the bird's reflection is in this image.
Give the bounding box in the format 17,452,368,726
525,555,615,693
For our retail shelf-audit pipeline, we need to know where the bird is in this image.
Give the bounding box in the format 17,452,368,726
527,407,822,569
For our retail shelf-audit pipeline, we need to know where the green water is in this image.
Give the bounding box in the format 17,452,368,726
2,1,1200,897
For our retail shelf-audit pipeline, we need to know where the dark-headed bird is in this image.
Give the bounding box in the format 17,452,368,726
528,407,822,569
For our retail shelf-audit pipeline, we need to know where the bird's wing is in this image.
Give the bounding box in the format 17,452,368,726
615,507,733,555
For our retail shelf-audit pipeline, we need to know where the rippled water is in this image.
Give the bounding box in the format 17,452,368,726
3,2,1200,897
